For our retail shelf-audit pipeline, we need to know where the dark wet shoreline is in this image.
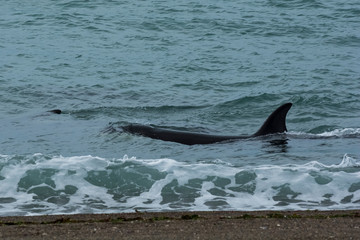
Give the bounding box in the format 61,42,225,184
1,210,359,239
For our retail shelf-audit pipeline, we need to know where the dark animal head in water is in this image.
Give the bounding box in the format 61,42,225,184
48,109,62,114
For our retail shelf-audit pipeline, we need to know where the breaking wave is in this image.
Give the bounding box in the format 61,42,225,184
1,153,359,216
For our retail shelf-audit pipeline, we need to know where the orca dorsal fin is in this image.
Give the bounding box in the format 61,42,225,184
252,103,292,137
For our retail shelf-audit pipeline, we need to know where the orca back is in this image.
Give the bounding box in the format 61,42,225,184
122,102,293,145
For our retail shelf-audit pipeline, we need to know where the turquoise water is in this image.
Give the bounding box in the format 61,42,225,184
0,0,359,216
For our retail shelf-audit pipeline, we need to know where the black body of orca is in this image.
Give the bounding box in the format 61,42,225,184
122,103,292,145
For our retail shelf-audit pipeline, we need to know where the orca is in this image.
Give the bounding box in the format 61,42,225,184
122,103,292,145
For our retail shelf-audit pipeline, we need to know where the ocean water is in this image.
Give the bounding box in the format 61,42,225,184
0,0,359,216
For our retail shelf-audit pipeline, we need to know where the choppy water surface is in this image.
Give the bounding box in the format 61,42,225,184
0,0,359,216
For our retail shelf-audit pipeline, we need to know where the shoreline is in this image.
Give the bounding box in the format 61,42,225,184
1,210,359,239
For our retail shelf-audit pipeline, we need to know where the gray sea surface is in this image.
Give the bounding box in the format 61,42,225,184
0,0,359,216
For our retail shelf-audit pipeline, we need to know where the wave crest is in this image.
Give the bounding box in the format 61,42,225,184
288,128,360,139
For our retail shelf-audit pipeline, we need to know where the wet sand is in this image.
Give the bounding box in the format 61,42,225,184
1,210,359,239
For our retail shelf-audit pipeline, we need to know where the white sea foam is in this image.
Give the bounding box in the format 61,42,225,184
337,154,360,167
0,153,359,216
318,128,360,137
288,128,360,138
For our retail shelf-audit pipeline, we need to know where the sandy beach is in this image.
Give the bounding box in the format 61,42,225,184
1,210,359,239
